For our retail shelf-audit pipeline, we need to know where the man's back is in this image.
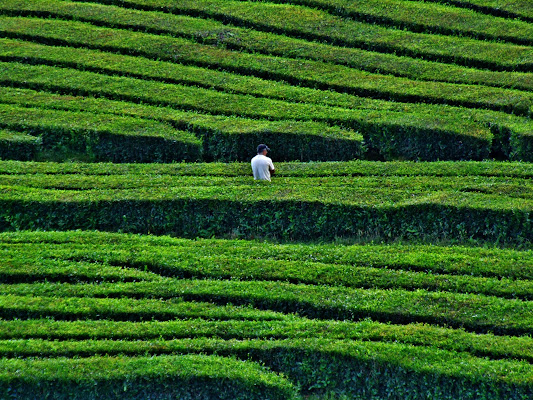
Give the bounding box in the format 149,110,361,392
251,154,274,181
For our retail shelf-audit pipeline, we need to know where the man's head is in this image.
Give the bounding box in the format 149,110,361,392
257,144,270,155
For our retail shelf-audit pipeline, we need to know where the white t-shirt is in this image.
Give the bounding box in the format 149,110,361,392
251,154,275,181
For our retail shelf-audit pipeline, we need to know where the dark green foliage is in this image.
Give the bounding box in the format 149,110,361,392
0,86,364,162
3,279,533,335
510,131,533,162
1,171,531,244
0,354,298,400
0,0,531,397
6,238,532,299
0,229,532,399
0,338,532,399
0,129,40,161
426,0,533,21
2,317,533,362
0,104,202,162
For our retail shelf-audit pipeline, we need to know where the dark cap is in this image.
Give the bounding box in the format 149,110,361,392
257,144,270,153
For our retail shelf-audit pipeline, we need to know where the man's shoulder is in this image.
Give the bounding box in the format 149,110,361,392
252,154,266,162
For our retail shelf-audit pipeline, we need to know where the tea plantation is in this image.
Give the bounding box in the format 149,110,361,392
0,0,532,399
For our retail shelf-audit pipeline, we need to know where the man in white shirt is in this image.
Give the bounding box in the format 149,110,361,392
251,144,275,181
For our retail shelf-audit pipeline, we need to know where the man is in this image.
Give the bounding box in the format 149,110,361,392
251,144,275,181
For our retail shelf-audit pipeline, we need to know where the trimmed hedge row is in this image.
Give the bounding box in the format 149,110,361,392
4,0,530,72
0,294,289,322
65,252,533,300
0,129,40,161
2,17,531,95
4,38,533,123
0,256,164,283
426,0,533,22
2,317,532,362
0,103,202,162
0,87,362,163
0,159,532,178
9,243,531,299
7,84,533,163
0,354,298,400
0,62,495,161
3,280,532,335
1,14,532,114
1,338,532,399
3,230,533,279
251,0,533,45
4,172,533,202
0,171,531,244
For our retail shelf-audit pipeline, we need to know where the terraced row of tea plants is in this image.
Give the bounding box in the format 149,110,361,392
1,0,532,398
1,230,533,399
0,0,532,162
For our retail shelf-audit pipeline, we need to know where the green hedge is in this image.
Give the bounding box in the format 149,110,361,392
0,86,364,162
0,62,494,161
0,172,531,244
4,38,533,137
2,241,531,298
9,83,533,163
2,14,531,94
4,0,530,72
2,37,515,116
1,13,532,114
3,280,532,335
0,159,532,178
3,230,532,279
0,354,298,400
426,0,533,21
510,131,533,162
0,294,290,322
0,339,531,399
0,104,202,162
0,129,40,161
0,256,163,283
252,0,533,45
15,244,530,299
2,317,532,362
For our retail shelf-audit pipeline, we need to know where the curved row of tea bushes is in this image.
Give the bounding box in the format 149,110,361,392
3,280,532,335
2,18,529,93
0,129,40,161
0,256,164,283
5,243,531,299
426,0,533,21
0,294,293,322
251,0,533,44
0,62,496,161
4,0,529,72
4,230,532,278
1,13,531,109
0,354,298,400
2,317,532,362
0,159,520,177
0,338,532,399
0,103,202,162
3,38,532,121
1,159,532,178
6,82,533,163
0,88,362,163
1,171,531,243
